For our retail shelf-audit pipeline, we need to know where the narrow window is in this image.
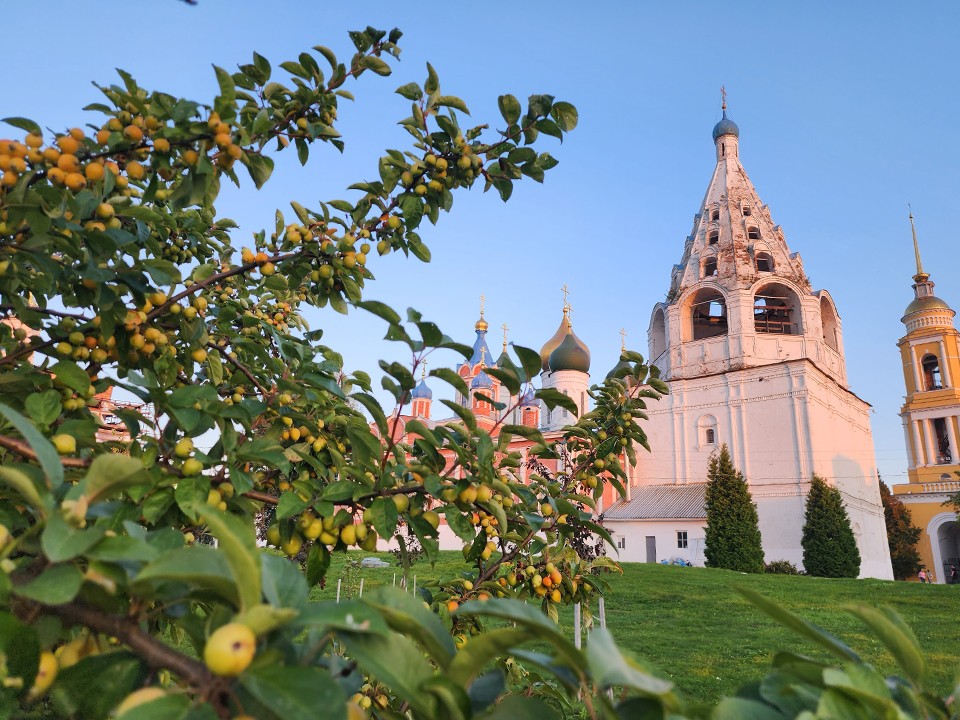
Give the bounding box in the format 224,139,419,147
703,257,718,277
677,531,688,549
747,227,761,240
922,355,943,391
711,209,720,221
742,206,752,216
934,418,951,463
708,230,719,245
705,428,715,444
755,252,774,273
616,536,626,549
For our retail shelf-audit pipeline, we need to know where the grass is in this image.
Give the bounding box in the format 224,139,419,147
309,551,960,705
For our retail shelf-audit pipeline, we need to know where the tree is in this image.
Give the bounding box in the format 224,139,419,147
879,478,921,580
703,444,764,573
801,475,861,578
0,25,677,720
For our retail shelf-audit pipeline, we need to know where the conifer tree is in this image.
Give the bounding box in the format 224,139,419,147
801,475,861,578
704,444,764,573
879,478,922,580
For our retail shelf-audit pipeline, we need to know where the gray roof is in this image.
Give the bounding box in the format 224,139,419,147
602,483,707,520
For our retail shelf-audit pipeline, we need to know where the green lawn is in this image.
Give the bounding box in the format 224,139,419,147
310,551,960,705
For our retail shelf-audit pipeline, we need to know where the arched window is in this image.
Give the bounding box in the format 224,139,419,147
820,296,839,352
649,308,667,362
690,288,727,340
711,209,720,221
755,252,774,273
754,283,802,335
934,417,951,462
747,226,761,240
923,355,943,391
708,230,719,245
703,257,718,277
742,205,752,216
697,415,718,448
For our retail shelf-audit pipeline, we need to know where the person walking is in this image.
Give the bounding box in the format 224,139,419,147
950,565,958,584
918,568,927,583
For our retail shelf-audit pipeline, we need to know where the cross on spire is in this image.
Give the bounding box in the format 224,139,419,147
619,328,627,352
421,359,428,380
720,85,727,110
479,293,485,317
501,322,509,351
561,284,570,309
479,345,486,367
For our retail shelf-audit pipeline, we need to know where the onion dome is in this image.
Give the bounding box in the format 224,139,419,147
475,315,488,332
606,353,633,380
471,370,492,389
904,295,952,316
467,327,492,367
548,332,591,373
412,378,432,400
540,308,573,371
712,109,739,141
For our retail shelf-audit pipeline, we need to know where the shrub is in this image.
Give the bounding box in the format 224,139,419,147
704,444,764,573
764,559,799,574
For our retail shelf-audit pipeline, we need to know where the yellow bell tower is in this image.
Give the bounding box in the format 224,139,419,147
892,212,960,583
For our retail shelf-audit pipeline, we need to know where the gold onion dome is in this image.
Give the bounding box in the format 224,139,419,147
475,316,488,332
548,331,591,373
539,309,573,371
904,295,953,316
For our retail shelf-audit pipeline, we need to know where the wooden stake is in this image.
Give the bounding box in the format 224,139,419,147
336,579,342,604
573,603,582,650
358,578,364,598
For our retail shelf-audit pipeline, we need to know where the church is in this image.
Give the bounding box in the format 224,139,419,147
383,104,894,580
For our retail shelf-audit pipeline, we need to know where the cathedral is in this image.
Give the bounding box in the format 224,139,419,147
890,217,960,583
384,104,894,579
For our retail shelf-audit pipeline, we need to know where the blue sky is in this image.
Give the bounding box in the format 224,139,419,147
6,1,958,486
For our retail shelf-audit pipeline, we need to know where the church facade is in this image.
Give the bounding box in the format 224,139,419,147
381,107,894,579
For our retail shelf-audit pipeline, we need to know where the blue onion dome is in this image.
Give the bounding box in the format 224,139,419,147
548,331,591,373
606,354,632,380
520,386,538,406
540,310,573,371
412,378,432,400
471,370,493,389
712,109,739,141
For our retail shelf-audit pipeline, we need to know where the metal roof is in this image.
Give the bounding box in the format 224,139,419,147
602,483,707,520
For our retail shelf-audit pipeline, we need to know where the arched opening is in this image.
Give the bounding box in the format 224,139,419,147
933,417,952,463
708,230,719,246
711,209,720,222
922,354,943,391
650,308,667,362
820,296,839,352
753,283,802,335
690,288,728,340
937,520,960,583
702,257,718,277
747,227,761,240
755,252,774,273
742,205,752,217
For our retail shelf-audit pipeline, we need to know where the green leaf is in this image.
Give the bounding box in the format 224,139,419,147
0,401,64,489
844,604,925,685
430,367,469,397
395,82,423,101
736,587,861,663
712,697,784,720
201,505,261,612
478,695,560,720
369,496,398,539
0,612,39,699
436,96,470,114
134,546,239,607
0,466,50,515
550,101,578,131
3,116,41,135
115,693,192,720
53,651,146,720
440,400,477,431
424,63,440,95
277,491,310,520
482,367,520,396
586,627,674,697
261,553,308,610
338,630,436,716
360,55,392,76
41,514,106,562
241,666,345,720
448,627,531,685
363,587,456,669
535,388,578,416
68,454,146,505
244,153,275,188
25,390,62,426
358,300,402,325
50,360,91,394
498,95,521,126
14,563,84,605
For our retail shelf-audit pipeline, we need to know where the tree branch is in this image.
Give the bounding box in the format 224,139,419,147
0,434,89,468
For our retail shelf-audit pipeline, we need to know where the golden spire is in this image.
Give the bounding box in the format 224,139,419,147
619,328,627,353
908,208,929,282
475,293,488,332
501,322,509,351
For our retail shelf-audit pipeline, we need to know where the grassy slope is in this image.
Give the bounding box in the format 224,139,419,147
309,552,960,705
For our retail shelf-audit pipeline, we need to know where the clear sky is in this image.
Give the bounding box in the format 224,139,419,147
6,1,958,486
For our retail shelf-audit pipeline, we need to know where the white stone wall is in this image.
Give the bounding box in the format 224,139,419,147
604,519,706,565
539,369,590,431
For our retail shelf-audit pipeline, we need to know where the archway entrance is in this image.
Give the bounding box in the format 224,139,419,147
937,520,960,583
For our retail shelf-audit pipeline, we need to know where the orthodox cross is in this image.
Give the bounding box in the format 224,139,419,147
479,345,486,367
479,293,485,317
501,323,509,350
421,360,427,379
619,328,627,352
720,85,727,110
561,284,570,308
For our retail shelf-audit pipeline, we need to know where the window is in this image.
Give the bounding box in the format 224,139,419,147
697,414,718,447
922,354,943,391
934,418,952,463
708,230,719,245
747,227,761,240
705,428,715,444
755,252,774,273
616,536,626,549
677,531,688,549
742,206,752,216
711,209,720,221
703,257,718,277
754,284,802,335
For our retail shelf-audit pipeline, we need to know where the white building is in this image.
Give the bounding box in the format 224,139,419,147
603,105,893,579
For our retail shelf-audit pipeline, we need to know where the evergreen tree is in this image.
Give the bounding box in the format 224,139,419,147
704,444,764,573
801,475,861,578
879,478,922,580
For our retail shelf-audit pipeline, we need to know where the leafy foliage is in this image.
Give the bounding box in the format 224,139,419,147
763,559,799,575
879,479,922,580
703,444,764,573
801,475,861,578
